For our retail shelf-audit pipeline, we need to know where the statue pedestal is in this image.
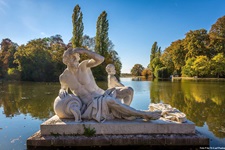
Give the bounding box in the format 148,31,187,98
41,115,195,135
27,115,209,149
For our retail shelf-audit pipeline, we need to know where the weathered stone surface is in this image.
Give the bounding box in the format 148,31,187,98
41,115,195,135
27,130,209,148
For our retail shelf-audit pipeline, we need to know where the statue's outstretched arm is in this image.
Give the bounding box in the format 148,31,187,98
59,75,69,98
72,48,104,68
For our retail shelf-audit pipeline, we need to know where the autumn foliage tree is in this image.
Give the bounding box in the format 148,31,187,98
141,68,151,79
131,64,144,76
159,15,225,78
0,38,18,78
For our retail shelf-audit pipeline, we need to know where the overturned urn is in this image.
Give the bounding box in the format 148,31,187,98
54,94,82,122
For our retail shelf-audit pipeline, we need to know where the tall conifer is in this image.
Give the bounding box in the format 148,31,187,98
72,5,84,48
93,11,110,81
95,11,109,56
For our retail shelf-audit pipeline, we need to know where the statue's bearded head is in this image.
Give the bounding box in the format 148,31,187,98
63,48,80,68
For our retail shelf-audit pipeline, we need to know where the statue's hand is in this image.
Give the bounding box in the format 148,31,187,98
144,110,162,120
59,89,68,99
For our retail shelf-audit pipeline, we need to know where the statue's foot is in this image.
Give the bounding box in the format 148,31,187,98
143,111,161,120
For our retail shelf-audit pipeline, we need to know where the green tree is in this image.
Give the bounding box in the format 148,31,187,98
131,64,144,76
107,40,122,78
14,39,54,81
181,58,195,77
82,35,122,77
82,35,95,50
154,66,169,78
210,53,225,77
95,11,109,56
48,35,67,80
49,34,64,45
149,42,158,73
168,40,186,75
7,68,20,80
209,15,225,56
93,11,110,81
0,38,18,78
160,50,175,75
13,35,66,82
149,42,162,78
159,15,225,78
184,29,210,59
150,42,158,62
72,4,84,48
192,56,210,77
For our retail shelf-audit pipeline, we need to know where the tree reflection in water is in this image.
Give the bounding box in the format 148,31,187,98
0,82,59,120
150,80,225,138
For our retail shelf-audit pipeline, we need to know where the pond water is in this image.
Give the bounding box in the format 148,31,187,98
0,78,225,149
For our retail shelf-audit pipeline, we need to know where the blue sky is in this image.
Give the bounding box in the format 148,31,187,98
1,0,225,73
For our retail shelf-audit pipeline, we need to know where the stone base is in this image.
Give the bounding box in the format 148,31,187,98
27,115,209,149
40,115,195,135
27,130,209,149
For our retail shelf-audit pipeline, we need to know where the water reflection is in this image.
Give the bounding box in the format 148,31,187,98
0,79,225,140
131,76,151,81
150,80,225,138
0,82,59,120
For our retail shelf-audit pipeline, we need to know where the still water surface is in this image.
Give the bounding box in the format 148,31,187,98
0,78,225,149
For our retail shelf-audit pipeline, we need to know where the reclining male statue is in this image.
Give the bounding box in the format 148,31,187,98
55,47,161,123
106,64,134,106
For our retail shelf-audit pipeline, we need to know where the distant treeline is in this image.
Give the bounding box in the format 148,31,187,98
131,15,225,79
149,15,225,78
121,73,132,77
0,5,122,82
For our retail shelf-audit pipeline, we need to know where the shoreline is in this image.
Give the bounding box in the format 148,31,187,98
122,76,225,82
172,77,225,81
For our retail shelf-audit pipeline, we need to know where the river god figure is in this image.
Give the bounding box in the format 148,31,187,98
58,48,161,122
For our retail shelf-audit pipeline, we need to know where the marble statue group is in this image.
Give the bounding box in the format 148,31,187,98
54,47,161,123
54,48,186,123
